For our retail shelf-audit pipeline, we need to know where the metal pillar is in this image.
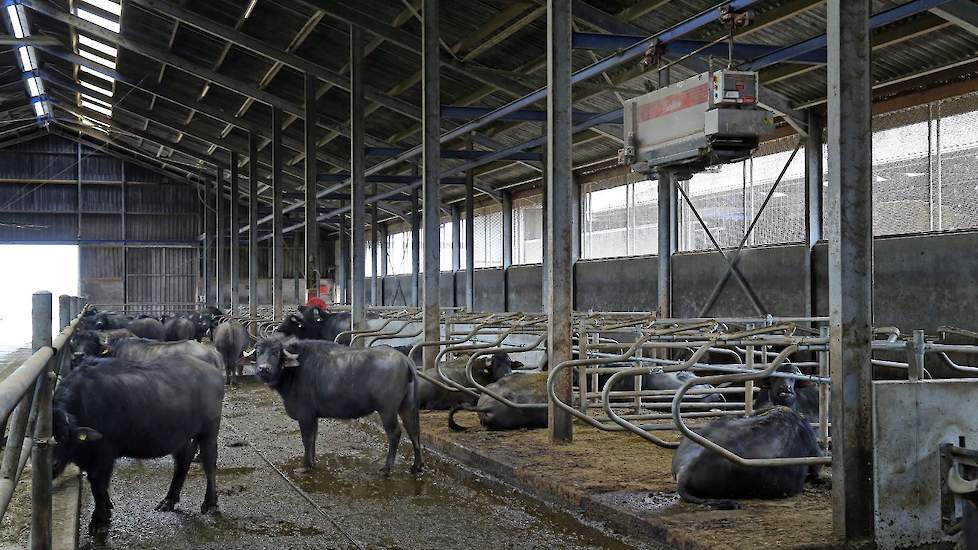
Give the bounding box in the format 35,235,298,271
452,204,461,306
379,223,388,306
827,1,875,545
804,110,823,319
271,107,285,320
546,0,573,443
411,187,421,307
304,72,320,302
350,25,367,332
371,199,379,306
215,163,224,308
29,291,52,550
422,0,442,370
657,169,674,318
248,132,259,319
465,159,475,311
293,233,302,305
202,173,212,304
502,191,513,312
229,151,240,315
338,215,350,303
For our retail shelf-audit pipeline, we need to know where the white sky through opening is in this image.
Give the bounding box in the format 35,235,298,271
0,245,78,349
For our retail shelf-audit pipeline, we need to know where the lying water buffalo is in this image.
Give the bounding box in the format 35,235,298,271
213,321,249,384
109,338,224,371
448,372,548,431
255,335,423,476
53,356,224,536
164,317,196,342
127,317,165,340
69,329,134,368
753,364,821,423
419,353,519,410
671,406,823,509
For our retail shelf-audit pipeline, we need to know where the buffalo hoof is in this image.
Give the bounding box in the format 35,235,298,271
154,498,177,512
201,502,220,515
409,462,425,476
379,466,392,478
87,519,110,538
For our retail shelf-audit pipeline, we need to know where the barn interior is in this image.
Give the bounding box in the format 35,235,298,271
1,0,978,548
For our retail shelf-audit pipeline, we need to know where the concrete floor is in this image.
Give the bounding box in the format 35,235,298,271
75,382,648,550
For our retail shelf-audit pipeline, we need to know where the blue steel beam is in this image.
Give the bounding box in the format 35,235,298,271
442,106,597,124
572,32,827,64
745,0,953,71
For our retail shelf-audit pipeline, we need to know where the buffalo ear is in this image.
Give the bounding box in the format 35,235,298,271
511,361,525,370
282,350,300,368
75,427,103,442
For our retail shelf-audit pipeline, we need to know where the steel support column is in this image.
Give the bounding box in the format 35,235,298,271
248,132,259,319
351,25,367,332
465,158,475,311
379,222,388,305
804,110,824,319
338,215,350,303
371,199,379,306
827,1,875,545
304,72,320,301
422,0,442,370
203,175,212,304
272,107,285,320
657,169,674,318
502,191,513,312
411,187,420,307
452,205,461,277
215,163,224,308
230,151,240,315
547,0,573,443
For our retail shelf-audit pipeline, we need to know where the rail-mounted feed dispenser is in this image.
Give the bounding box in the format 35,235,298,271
618,70,775,174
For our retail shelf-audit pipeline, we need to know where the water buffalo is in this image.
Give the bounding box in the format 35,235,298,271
255,335,423,476
92,312,131,331
127,317,165,340
671,406,823,509
419,353,519,410
53,356,224,536
164,317,196,342
213,321,249,384
109,338,224,371
69,329,134,368
753,364,821,423
275,306,363,344
448,372,548,431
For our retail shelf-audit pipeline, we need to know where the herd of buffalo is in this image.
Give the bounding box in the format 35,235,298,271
51,304,825,536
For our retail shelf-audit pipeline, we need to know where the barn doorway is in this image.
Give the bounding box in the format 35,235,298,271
0,245,78,350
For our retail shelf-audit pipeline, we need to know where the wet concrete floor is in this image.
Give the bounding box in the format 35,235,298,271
77,382,652,549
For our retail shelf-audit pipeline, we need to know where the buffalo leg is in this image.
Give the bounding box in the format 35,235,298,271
87,461,115,536
398,396,424,475
155,443,193,511
298,417,318,470
198,430,220,514
379,410,402,477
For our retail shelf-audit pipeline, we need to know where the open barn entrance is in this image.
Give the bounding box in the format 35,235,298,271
0,244,78,349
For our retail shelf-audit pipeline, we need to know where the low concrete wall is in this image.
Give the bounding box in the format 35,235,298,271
373,231,978,332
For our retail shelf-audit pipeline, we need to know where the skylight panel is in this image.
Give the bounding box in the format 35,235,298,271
26,77,42,98
17,46,36,72
80,64,114,83
81,93,112,109
78,48,117,69
79,0,122,16
80,79,113,98
6,5,27,39
34,102,44,118
81,99,112,117
76,8,120,33
78,35,118,57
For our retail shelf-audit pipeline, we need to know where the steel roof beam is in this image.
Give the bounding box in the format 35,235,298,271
573,32,827,64
930,0,978,36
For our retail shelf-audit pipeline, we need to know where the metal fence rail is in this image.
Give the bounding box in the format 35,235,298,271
0,292,84,550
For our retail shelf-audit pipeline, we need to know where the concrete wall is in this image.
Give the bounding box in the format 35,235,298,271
375,231,978,333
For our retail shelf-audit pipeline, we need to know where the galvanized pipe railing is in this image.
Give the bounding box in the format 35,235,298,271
0,292,85,550
461,333,549,409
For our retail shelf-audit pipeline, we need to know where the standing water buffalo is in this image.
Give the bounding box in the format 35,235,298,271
276,305,373,344
110,338,224,371
53,356,224,536
69,329,133,368
418,353,519,410
127,317,165,340
448,371,549,431
213,321,249,384
671,406,823,509
255,335,423,476
164,317,196,341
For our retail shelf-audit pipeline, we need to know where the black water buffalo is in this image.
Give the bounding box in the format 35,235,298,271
69,329,134,368
448,372,548,431
671,406,823,509
109,338,224,371
164,317,196,342
213,321,249,384
92,312,131,331
255,335,423,476
418,353,519,410
753,364,821,423
52,356,224,536
276,306,357,344
127,317,165,340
